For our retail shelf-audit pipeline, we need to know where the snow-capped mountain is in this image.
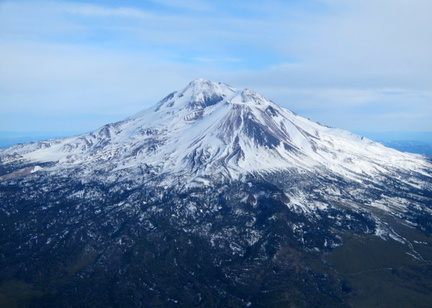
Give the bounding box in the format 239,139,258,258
1,79,431,307
2,79,430,216
2,78,429,181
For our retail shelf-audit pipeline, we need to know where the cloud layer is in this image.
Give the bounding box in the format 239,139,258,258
1,0,431,133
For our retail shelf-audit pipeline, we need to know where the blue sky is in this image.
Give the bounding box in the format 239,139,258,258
1,0,431,135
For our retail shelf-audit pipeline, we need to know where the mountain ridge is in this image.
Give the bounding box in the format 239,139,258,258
1,79,429,181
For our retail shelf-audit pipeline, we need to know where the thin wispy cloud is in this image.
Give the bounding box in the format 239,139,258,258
192,57,242,63
64,4,149,18
148,0,213,12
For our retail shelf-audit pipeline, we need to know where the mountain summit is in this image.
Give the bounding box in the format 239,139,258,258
1,80,432,307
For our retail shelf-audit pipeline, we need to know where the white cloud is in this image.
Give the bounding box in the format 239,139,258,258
276,0,432,89
0,41,193,115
